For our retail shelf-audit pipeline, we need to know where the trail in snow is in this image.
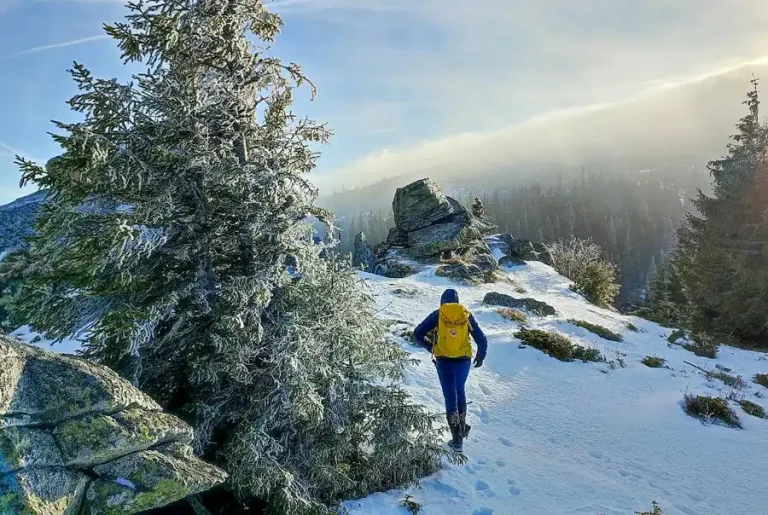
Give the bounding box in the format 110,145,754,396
345,261,768,515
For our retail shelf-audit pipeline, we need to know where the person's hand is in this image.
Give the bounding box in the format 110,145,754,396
473,357,484,368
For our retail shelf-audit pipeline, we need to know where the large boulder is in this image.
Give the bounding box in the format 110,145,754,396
0,337,227,515
392,179,456,232
483,292,556,317
385,227,408,247
373,179,501,283
500,235,553,266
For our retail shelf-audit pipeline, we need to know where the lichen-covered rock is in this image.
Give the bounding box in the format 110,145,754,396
0,336,226,515
393,178,456,232
483,292,556,317
0,427,63,473
0,338,160,426
84,447,228,514
0,468,89,515
55,409,192,468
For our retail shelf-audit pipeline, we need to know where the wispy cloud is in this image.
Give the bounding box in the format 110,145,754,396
0,142,44,164
0,35,110,61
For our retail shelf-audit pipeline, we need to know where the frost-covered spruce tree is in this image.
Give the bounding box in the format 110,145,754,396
7,1,448,512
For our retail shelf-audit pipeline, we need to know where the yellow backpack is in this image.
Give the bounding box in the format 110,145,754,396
434,303,472,358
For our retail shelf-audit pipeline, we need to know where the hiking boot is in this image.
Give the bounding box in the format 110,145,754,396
446,412,464,453
459,411,471,439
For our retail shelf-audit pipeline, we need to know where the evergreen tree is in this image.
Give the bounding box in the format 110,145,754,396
472,197,485,218
644,255,658,301
639,254,687,327
676,80,768,343
5,1,447,511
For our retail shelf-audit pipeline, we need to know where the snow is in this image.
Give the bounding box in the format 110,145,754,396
345,259,768,515
11,325,84,355
114,477,137,490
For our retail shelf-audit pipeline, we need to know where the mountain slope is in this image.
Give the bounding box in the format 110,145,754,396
343,260,768,515
0,189,46,254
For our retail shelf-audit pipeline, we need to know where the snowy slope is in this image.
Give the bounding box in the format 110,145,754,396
343,261,768,515
11,325,85,355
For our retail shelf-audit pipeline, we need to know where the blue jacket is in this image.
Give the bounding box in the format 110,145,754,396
413,289,488,361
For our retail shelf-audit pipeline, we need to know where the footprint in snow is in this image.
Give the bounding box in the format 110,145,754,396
589,450,605,460
506,478,521,495
473,508,494,515
475,480,491,492
470,404,490,424
499,436,514,447
496,459,507,467
479,384,492,396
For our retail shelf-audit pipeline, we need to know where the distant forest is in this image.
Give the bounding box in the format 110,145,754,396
337,168,710,305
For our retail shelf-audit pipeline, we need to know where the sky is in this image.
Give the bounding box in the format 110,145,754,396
1,0,768,203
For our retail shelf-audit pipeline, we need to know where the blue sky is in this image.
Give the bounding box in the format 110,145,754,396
1,0,768,202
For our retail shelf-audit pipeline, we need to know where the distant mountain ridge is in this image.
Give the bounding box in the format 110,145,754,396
0,190,47,254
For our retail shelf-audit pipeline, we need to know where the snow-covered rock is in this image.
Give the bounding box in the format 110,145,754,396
343,258,768,515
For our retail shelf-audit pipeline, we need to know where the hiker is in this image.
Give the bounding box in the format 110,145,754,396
414,288,488,452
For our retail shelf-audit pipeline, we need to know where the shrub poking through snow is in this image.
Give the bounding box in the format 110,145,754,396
708,371,745,389
567,319,623,342
740,400,766,419
683,333,718,358
498,308,527,323
636,501,664,515
754,374,768,389
683,394,742,428
400,495,422,515
515,329,603,363
642,356,666,368
626,323,639,332
548,238,620,307
667,329,686,344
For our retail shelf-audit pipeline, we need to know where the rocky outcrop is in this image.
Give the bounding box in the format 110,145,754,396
0,337,227,515
373,179,499,281
352,232,374,270
499,235,553,266
393,179,456,232
483,292,556,317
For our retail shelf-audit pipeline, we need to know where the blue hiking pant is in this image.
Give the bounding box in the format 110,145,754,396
435,357,471,414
